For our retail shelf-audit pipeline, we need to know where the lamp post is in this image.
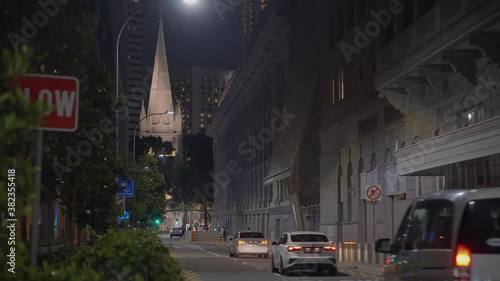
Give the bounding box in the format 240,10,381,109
133,111,174,163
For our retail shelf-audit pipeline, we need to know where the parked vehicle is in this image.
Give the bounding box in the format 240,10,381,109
229,231,269,258
375,188,500,281
170,227,183,238
271,231,337,276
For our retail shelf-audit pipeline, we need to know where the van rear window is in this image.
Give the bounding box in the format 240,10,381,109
458,198,500,254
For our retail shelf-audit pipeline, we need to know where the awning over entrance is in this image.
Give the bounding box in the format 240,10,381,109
394,116,500,176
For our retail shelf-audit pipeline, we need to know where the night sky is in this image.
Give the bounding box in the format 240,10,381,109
142,0,243,72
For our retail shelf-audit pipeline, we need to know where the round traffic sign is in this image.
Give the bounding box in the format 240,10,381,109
366,185,381,201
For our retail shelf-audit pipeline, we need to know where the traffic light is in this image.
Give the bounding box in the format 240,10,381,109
155,218,161,225
175,218,179,225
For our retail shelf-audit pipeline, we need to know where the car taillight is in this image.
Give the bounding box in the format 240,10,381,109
323,246,335,251
237,240,246,245
453,244,471,281
287,246,302,252
261,240,268,245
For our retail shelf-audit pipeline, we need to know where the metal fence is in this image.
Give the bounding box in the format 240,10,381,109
334,242,386,265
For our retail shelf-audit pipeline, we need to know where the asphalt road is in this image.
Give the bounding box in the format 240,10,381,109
161,235,379,281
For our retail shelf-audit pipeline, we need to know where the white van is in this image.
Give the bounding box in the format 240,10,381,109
375,188,500,281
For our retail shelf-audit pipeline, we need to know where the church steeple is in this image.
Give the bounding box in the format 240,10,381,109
140,17,183,157
147,18,174,125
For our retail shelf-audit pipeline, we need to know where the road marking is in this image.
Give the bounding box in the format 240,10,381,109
256,267,263,270
188,244,221,257
232,258,238,261
242,262,248,265
273,273,281,277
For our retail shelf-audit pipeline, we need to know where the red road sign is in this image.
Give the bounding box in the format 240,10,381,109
19,74,79,132
366,185,381,201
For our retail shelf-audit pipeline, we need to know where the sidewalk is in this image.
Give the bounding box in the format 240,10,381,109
337,261,383,280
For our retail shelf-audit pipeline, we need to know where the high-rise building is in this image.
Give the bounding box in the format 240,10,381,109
140,19,182,156
171,66,233,134
116,0,145,153
242,0,268,47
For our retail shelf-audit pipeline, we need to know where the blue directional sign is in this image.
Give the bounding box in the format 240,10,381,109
118,210,130,221
117,179,134,197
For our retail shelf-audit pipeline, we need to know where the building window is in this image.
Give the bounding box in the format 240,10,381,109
416,176,424,196
346,0,354,29
403,0,414,28
417,0,436,17
337,3,344,41
328,16,336,49
338,67,344,101
461,108,484,127
330,75,335,104
347,162,353,222
436,176,445,191
356,0,365,19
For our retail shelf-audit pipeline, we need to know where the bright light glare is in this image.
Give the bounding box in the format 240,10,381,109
183,0,198,4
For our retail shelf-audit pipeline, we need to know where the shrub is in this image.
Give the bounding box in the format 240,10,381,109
37,229,184,281
77,229,183,280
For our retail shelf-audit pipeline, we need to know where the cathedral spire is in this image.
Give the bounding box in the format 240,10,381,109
140,19,183,157
147,19,173,123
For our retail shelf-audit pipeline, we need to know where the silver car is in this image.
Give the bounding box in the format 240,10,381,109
229,231,269,258
376,188,500,281
170,227,183,238
271,231,337,276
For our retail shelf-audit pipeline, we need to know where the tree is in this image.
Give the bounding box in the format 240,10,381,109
133,135,175,158
127,156,168,228
33,13,127,237
170,132,214,226
0,47,47,280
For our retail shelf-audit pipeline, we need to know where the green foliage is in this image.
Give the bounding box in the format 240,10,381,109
182,132,213,172
0,47,47,281
171,132,214,205
33,13,126,234
170,160,203,204
56,229,184,281
18,230,184,281
127,156,168,228
134,135,175,158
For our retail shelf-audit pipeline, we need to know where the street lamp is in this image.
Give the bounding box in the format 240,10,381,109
133,110,174,163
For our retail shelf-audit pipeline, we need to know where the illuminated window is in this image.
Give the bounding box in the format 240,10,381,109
338,67,344,101
461,109,483,127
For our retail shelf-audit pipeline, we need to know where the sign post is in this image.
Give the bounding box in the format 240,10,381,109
18,74,79,266
366,185,382,205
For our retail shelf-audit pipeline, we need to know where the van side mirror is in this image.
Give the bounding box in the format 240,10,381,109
375,238,395,254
